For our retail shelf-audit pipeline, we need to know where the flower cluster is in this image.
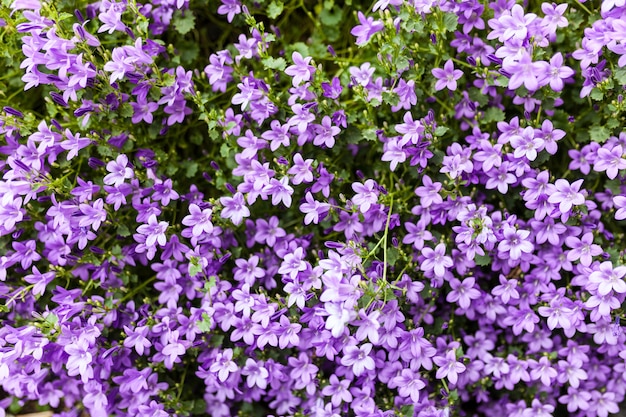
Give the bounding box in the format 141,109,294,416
1,0,626,416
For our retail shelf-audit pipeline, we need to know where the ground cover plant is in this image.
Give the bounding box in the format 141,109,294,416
1,0,626,416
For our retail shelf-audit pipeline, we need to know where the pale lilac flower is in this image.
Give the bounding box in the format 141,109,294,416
351,12,384,46
24,266,55,296
182,204,213,237
220,192,250,225
209,348,238,382
593,144,626,179
299,192,330,225
614,195,626,220
136,214,168,247
565,232,603,267
432,59,464,91
340,343,375,376
421,243,453,278
103,154,134,187
381,137,406,171
589,261,626,296
351,179,379,213
498,225,533,260
547,178,585,213
447,277,481,309
242,359,269,389
434,350,466,384
285,52,315,87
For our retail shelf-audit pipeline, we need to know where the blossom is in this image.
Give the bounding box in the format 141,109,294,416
24,266,55,296
136,214,168,248
593,144,626,179
103,154,134,187
434,350,466,384
446,277,481,309
220,192,250,225
64,338,94,383
209,348,238,382
351,179,379,213
547,178,585,214
431,59,464,91
182,203,213,237
588,261,626,296
420,243,453,278
242,359,269,389
614,195,626,220
498,225,533,260
340,343,375,376
299,192,330,225
565,232,602,266
284,52,315,87
351,12,384,46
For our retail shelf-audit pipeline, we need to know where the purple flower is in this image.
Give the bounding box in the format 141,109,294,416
351,179,379,213
433,350,466,384
565,232,602,267
60,129,91,160
432,59,464,91
182,203,213,236
446,277,481,309
593,144,626,179
220,192,250,225
547,178,585,214
313,116,340,148
64,338,94,383
136,214,168,248
284,52,316,87
498,4,536,41
421,243,453,278
104,154,134,187
242,358,269,389
498,225,533,260
589,261,626,296
503,51,545,91
351,11,383,46
299,192,330,225
209,348,238,382
381,137,406,171
340,343,375,376
321,374,353,406
217,0,241,23
614,195,626,220
510,126,542,161
24,266,55,296
389,368,425,402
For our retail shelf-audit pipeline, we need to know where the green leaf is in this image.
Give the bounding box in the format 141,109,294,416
589,125,611,143
197,312,212,332
443,13,458,32
117,224,131,237
204,276,217,291
262,56,287,71
362,128,378,141
267,0,284,19
119,103,133,118
434,126,449,136
189,259,203,277
320,7,343,26
474,253,491,266
589,88,604,101
386,247,399,267
614,67,626,85
482,107,505,124
173,11,196,35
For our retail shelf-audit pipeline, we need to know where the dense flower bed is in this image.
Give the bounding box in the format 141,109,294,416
1,0,626,416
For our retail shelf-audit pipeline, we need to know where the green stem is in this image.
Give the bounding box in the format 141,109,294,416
120,275,157,303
